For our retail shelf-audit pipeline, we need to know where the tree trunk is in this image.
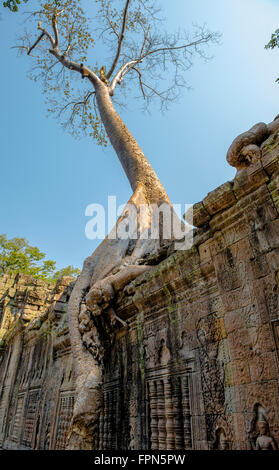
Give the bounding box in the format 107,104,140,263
95,80,170,205
67,80,177,449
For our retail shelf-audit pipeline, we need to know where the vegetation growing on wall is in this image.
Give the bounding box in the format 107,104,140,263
0,234,80,281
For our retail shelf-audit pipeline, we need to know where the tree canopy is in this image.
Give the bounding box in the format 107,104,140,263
11,0,219,144
3,0,28,12
0,234,80,281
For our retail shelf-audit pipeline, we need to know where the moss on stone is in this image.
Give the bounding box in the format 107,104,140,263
136,314,145,378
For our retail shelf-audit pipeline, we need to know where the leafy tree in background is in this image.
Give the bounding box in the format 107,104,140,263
266,29,279,82
0,234,80,281
53,264,81,279
3,0,28,12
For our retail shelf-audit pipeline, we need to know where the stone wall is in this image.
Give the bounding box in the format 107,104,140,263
0,274,75,449
1,130,279,450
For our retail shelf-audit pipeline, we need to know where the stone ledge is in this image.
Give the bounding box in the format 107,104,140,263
261,131,279,176
203,181,236,216
184,201,210,228
185,139,279,230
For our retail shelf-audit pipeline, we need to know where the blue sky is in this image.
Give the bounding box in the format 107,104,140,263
1,0,279,270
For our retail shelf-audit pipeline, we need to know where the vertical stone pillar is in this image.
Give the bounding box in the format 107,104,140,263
157,380,166,449
164,377,175,449
103,391,108,450
98,411,104,450
181,376,192,449
107,390,113,449
111,387,117,450
172,377,184,449
149,381,158,449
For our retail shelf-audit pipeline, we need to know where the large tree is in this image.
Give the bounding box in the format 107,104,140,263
0,234,80,280
11,0,219,448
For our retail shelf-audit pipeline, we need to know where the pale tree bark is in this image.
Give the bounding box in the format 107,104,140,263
24,7,195,448
67,78,179,448
95,80,170,204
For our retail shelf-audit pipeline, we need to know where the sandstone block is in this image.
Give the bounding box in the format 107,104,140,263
184,201,210,228
203,182,236,216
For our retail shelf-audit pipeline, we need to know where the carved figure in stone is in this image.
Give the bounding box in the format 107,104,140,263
249,404,278,450
196,317,225,426
128,424,136,450
255,421,277,451
214,427,229,450
226,116,279,170
157,337,171,365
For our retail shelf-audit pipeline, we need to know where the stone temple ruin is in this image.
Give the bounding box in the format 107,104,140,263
1,119,279,450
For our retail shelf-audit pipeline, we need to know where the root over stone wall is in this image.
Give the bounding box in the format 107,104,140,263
1,130,279,450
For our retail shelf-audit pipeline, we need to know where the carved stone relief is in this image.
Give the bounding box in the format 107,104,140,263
10,393,24,442
53,392,75,450
213,427,230,450
249,404,277,450
146,370,192,450
22,389,40,448
97,380,120,450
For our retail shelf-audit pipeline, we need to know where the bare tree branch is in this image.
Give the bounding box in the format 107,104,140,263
106,0,131,80
52,14,59,49
140,25,151,58
110,59,141,94
49,47,99,86
140,33,217,61
105,2,120,39
27,32,45,55
131,66,146,99
64,41,72,57
37,19,100,87
17,0,220,142
37,21,55,48
59,90,96,118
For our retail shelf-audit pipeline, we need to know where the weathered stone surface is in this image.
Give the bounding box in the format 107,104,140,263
1,124,279,450
203,182,236,216
184,201,211,228
261,131,279,175
233,163,269,200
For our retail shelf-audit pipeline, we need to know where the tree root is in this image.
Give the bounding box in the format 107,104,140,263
67,184,175,449
86,264,152,318
226,116,279,170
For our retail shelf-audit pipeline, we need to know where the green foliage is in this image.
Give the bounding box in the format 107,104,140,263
25,0,107,145
265,29,279,50
53,265,81,280
3,0,28,12
14,0,218,141
265,29,279,83
17,0,151,143
0,234,80,281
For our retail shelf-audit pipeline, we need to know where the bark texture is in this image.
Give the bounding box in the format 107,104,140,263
95,81,170,204
226,117,279,170
67,80,178,448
